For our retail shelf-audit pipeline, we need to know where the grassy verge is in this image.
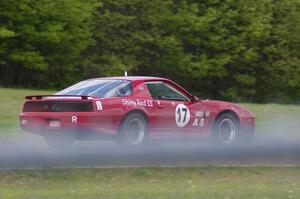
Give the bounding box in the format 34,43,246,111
240,103,300,138
0,87,54,136
0,167,299,199
240,103,300,125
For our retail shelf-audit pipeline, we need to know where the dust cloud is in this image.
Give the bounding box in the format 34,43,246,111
0,116,300,169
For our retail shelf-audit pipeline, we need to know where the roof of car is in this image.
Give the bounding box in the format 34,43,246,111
89,76,169,81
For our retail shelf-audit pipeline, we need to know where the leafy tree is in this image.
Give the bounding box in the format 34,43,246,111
79,0,174,78
0,0,99,87
0,0,299,103
259,0,300,103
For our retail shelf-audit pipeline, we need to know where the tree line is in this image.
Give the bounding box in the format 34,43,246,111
0,0,299,103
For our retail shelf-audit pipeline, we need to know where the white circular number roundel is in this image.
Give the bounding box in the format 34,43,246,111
175,104,190,127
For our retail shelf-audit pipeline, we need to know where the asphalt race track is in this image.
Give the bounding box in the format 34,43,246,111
0,134,300,169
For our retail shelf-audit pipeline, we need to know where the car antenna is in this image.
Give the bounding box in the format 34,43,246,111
124,71,128,76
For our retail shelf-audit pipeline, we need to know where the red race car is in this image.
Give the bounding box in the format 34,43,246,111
20,76,255,147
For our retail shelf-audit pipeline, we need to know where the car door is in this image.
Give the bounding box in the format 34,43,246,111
145,81,202,137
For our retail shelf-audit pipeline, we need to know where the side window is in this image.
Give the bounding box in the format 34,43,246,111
146,82,189,101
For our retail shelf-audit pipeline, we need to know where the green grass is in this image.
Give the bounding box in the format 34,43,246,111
0,167,300,199
240,103,300,139
240,103,300,124
0,87,54,135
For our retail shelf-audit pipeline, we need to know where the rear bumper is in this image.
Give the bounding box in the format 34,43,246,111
19,112,116,135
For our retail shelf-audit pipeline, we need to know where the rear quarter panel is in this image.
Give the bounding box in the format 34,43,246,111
94,80,154,134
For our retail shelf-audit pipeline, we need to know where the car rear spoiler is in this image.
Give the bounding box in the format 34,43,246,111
25,95,94,100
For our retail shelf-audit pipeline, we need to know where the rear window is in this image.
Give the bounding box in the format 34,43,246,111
56,80,132,98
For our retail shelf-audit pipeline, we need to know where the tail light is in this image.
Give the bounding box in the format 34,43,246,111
23,101,94,112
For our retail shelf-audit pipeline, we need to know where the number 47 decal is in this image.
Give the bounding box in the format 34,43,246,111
175,104,190,127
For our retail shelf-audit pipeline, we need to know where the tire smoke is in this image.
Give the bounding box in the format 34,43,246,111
0,116,299,170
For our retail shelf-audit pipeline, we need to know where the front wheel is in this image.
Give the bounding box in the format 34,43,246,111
117,113,148,147
212,113,239,145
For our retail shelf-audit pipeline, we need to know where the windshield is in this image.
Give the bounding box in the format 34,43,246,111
56,79,132,98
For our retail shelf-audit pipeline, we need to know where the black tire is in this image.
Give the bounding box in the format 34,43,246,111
212,113,239,145
44,133,74,148
117,113,148,147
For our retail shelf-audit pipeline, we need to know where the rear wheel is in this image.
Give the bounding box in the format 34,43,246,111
44,133,74,148
117,113,148,147
212,113,239,145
